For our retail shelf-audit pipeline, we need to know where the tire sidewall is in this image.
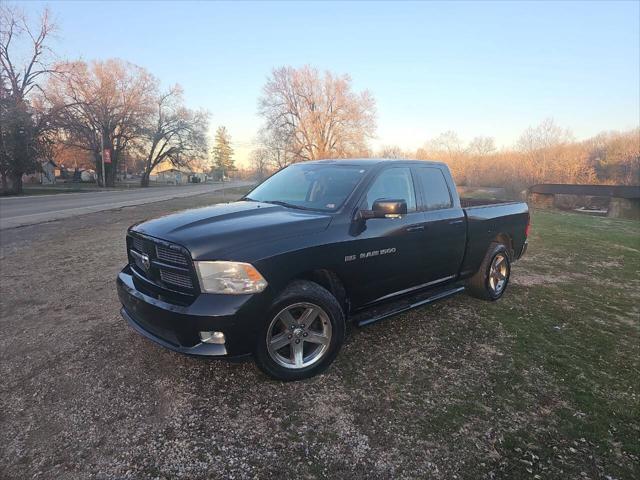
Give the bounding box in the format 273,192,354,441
484,244,511,300
254,281,345,381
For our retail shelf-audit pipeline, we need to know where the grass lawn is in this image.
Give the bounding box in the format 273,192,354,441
423,209,640,478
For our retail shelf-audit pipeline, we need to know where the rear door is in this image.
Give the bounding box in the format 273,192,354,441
413,166,466,284
343,166,426,305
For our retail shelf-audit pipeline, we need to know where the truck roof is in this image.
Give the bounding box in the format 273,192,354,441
303,158,447,168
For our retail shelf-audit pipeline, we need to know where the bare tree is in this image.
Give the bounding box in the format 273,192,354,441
518,118,573,153
139,85,208,186
517,118,574,183
377,145,405,159
468,136,496,156
428,131,464,160
254,127,295,169
258,65,376,162
0,5,60,194
422,131,468,181
586,129,640,185
0,6,57,100
47,59,157,187
249,147,271,182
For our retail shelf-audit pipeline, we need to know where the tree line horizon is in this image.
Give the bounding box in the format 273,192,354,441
1,6,638,195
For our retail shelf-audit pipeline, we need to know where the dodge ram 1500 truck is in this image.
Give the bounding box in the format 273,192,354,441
117,159,529,380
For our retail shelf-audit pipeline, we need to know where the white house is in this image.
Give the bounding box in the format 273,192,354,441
156,168,190,184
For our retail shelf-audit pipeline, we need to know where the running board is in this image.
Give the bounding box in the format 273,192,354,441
352,286,466,327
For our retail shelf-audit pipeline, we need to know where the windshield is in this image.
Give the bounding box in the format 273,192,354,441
245,163,368,212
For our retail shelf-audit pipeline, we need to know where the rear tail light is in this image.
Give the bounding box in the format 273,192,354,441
525,214,531,237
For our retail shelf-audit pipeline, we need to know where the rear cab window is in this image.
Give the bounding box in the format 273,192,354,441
414,167,453,210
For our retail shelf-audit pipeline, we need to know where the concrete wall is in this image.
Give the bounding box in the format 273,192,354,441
528,186,640,219
528,192,554,208
608,198,640,220
552,194,609,210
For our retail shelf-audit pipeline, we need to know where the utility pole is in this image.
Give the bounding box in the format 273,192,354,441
222,165,225,201
100,128,106,188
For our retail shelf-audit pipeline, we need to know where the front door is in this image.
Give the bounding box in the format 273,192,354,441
343,166,426,306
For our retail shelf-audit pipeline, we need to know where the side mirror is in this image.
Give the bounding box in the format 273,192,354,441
360,199,408,220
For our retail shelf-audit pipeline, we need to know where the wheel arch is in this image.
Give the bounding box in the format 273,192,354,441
292,269,349,313
492,233,514,259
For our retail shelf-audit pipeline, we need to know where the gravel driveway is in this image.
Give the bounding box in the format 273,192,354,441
0,190,482,479
1,192,637,479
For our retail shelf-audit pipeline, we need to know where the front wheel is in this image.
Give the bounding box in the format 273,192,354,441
254,280,345,381
466,242,511,301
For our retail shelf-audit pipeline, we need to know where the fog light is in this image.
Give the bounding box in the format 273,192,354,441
199,331,225,344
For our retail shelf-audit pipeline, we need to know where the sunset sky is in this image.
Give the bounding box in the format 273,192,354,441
23,1,640,166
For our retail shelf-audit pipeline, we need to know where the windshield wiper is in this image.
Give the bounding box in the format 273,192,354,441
262,200,312,211
242,196,257,202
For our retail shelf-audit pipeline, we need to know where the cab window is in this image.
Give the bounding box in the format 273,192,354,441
364,167,417,212
415,167,452,210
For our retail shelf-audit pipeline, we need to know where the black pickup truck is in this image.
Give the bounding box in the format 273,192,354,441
117,159,529,380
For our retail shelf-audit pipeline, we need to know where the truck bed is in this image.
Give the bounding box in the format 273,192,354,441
458,199,529,278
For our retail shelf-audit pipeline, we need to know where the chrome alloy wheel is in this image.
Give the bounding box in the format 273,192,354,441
488,253,509,294
266,302,332,369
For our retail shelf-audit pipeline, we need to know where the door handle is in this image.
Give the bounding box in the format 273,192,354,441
449,219,464,225
406,225,425,232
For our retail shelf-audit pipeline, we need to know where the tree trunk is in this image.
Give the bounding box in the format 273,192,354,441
140,171,150,187
93,151,104,187
9,172,23,195
105,161,116,188
1,174,8,195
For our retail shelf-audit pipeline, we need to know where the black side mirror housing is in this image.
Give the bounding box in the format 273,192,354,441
360,199,408,220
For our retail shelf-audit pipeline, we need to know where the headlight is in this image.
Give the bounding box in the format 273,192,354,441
194,261,267,294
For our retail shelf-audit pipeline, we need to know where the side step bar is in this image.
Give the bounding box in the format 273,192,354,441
352,286,466,327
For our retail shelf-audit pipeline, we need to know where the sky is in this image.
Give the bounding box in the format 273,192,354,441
21,0,640,166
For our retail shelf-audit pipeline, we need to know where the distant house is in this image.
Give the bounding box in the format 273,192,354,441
41,160,58,185
156,168,190,184
22,159,58,185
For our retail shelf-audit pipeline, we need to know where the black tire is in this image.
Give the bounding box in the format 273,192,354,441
466,242,511,301
254,280,346,381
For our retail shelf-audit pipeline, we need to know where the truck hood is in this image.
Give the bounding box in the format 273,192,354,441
130,200,332,260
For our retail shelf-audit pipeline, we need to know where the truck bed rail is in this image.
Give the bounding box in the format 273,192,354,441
460,198,521,208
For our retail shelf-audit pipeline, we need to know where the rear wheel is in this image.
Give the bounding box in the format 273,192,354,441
466,242,511,300
254,281,345,381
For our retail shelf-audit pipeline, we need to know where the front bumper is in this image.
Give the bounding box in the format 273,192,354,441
117,265,268,357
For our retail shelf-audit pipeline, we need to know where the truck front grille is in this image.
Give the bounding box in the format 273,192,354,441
127,234,197,294
159,269,194,289
156,245,189,265
132,237,147,253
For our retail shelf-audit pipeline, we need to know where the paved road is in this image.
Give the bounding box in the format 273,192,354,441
0,181,253,229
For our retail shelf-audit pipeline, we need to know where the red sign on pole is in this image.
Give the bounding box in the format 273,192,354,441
103,148,112,164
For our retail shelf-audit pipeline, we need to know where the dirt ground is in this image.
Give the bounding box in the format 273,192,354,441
1,192,638,479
